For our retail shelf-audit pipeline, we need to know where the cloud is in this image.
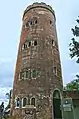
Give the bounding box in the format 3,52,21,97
0,60,14,87
0,60,13,108
0,87,12,108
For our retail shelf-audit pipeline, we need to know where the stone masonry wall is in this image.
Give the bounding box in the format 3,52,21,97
11,3,63,119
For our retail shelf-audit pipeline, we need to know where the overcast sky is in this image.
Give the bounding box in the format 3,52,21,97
0,0,79,107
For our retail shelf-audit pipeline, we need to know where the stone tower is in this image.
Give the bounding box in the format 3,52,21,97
11,2,63,119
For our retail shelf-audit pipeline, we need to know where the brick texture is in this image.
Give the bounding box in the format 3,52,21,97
11,2,63,119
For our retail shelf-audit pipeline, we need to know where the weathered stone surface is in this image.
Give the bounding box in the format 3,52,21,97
11,2,63,119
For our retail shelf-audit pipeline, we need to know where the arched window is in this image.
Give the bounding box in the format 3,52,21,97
22,43,27,50
28,69,31,79
31,97,35,106
25,17,38,29
26,70,29,79
25,22,29,27
30,21,33,25
32,69,36,78
53,90,60,99
22,97,27,107
35,20,37,24
19,71,27,80
15,97,20,108
52,40,55,46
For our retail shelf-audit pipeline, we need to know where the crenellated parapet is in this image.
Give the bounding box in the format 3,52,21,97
23,2,56,21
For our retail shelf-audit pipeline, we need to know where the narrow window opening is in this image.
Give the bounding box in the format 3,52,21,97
23,98,27,107
52,40,54,44
26,22,29,27
34,41,37,46
28,70,31,79
50,20,52,24
25,43,27,49
19,72,22,79
31,98,35,106
53,67,57,75
22,43,27,50
52,40,55,46
29,42,31,47
35,20,37,24
30,21,32,25
32,70,36,78
26,70,28,79
21,72,25,80
15,98,20,107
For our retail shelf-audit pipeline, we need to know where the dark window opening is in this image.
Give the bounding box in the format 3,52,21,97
25,20,33,27
26,70,28,78
16,98,20,107
29,42,31,47
19,72,22,79
52,40,54,45
53,90,62,119
50,20,52,24
52,40,55,46
37,71,41,77
31,98,35,106
35,20,37,24
26,22,29,27
23,98,27,107
20,72,26,80
22,43,27,50
25,44,27,49
30,21,32,25
28,70,31,79
53,67,57,75
32,70,36,78
34,41,37,46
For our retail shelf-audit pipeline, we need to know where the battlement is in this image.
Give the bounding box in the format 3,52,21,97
23,2,55,20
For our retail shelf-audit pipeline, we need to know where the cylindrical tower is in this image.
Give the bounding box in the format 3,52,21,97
11,2,63,119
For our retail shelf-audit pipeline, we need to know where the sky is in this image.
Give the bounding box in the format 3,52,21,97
0,0,79,107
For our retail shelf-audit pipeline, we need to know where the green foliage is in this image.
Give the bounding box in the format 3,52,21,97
65,75,79,90
67,17,79,90
69,17,79,63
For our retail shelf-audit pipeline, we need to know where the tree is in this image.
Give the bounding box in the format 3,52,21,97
65,17,79,90
0,102,4,119
65,75,79,90
5,89,12,109
4,89,12,119
69,17,79,63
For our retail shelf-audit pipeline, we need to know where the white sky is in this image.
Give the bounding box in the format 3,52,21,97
0,0,79,107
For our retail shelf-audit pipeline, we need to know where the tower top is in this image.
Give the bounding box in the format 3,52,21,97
23,2,55,20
